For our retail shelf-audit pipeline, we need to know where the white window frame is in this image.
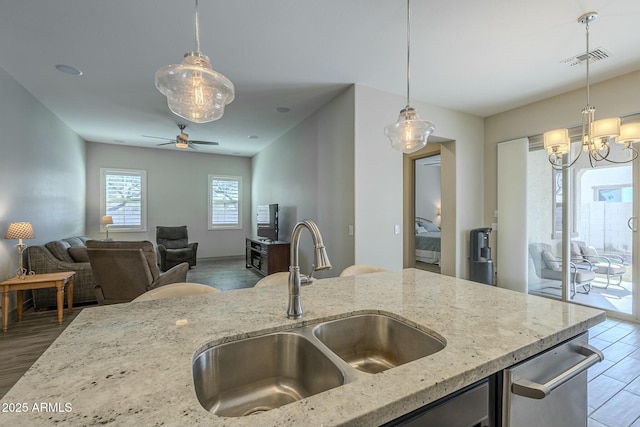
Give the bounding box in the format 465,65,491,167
208,174,242,230
100,168,147,232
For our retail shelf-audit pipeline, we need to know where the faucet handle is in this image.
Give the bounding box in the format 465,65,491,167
300,264,319,285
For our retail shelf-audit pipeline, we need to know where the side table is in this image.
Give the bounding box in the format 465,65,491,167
0,271,75,332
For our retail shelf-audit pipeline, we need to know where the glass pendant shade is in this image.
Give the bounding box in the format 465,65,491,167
590,117,620,140
385,107,435,154
543,129,570,154
155,52,234,124
617,123,640,145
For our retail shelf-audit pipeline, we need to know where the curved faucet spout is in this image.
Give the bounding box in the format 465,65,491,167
287,220,331,319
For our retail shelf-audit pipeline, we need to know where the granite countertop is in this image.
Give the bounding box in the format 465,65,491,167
0,269,605,426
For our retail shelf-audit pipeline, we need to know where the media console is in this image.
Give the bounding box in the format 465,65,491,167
245,238,290,276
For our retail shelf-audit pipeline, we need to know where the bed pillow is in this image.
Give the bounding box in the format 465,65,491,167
416,226,428,234
422,220,440,232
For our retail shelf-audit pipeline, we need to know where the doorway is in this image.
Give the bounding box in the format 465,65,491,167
414,154,442,273
402,143,442,271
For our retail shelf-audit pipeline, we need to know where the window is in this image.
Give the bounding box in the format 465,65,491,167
100,168,147,232
209,175,242,229
594,185,632,203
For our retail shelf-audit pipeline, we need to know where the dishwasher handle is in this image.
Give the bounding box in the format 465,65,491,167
511,344,604,399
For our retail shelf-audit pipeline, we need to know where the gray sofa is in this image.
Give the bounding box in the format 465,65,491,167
26,236,97,309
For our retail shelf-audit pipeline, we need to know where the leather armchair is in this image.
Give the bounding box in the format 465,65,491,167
86,240,189,305
156,226,198,271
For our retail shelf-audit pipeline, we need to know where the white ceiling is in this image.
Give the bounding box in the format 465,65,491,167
2,0,640,156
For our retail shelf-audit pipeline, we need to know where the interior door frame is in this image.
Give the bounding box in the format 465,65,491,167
402,143,442,268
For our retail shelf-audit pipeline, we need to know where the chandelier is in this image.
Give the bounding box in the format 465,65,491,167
544,12,640,170
384,0,435,154
155,0,234,124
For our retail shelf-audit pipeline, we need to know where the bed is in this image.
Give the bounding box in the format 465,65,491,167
415,217,441,265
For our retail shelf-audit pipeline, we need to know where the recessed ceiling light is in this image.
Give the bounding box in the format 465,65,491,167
276,106,290,113
55,64,83,76
248,135,259,139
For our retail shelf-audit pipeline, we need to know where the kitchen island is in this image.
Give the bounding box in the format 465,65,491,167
0,269,605,426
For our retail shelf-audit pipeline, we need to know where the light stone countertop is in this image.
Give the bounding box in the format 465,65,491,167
0,269,605,426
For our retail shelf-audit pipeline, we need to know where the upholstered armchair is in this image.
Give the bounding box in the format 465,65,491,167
156,226,198,271
86,240,189,305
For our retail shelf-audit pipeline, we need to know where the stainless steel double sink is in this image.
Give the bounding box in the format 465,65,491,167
192,312,446,417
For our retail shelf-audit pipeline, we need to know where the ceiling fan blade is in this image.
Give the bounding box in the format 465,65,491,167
156,142,175,146
142,135,173,141
188,142,202,150
190,140,219,145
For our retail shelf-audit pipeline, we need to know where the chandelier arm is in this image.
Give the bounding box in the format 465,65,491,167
548,146,585,171
597,147,640,164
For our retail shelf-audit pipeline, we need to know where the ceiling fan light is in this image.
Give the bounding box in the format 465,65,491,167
385,107,435,154
616,122,640,145
155,52,234,124
543,128,570,154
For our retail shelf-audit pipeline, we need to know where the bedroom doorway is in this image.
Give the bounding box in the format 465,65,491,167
414,154,442,273
402,143,442,273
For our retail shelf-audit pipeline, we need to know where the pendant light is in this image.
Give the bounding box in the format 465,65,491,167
155,0,234,123
385,0,435,154
543,12,639,169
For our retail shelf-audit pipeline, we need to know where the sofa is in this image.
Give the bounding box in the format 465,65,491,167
26,236,97,309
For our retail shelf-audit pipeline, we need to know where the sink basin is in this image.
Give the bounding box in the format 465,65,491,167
313,314,446,374
193,332,344,417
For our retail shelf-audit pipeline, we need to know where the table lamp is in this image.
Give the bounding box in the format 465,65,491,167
101,215,113,239
4,222,35,279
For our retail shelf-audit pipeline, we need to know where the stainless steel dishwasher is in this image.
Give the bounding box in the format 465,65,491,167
502,331,603,427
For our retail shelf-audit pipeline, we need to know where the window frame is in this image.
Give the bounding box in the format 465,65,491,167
100,168,147,233
208,174,242,230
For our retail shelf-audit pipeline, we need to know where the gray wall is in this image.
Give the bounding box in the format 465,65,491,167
354,85,485,278
85,142,252,258
0,68,87,311
252,87,355,278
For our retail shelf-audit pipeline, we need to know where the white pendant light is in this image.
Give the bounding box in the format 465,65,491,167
155,0,234,124
385,0,435,154
543,12,638,169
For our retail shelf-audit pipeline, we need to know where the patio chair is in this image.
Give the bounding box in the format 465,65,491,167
571,241,626,289
528,243,596,298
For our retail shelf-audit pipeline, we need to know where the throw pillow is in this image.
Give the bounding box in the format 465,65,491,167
541,250,561,271
68,247,89,263
570,242,583,262
581,246,599,264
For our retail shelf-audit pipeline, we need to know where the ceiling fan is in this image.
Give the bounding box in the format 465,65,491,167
143,124,219,150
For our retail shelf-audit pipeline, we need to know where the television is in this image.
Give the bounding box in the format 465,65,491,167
257,204,279,241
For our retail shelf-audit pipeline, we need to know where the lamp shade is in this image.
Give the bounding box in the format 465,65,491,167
101,215,113,225
4,222,35,240
591,117,621,140
155,52,235,124
385,107,435,154
617,123,640,145
543,129,570,154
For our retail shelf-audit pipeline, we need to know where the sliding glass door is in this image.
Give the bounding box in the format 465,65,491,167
527,139,638,320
